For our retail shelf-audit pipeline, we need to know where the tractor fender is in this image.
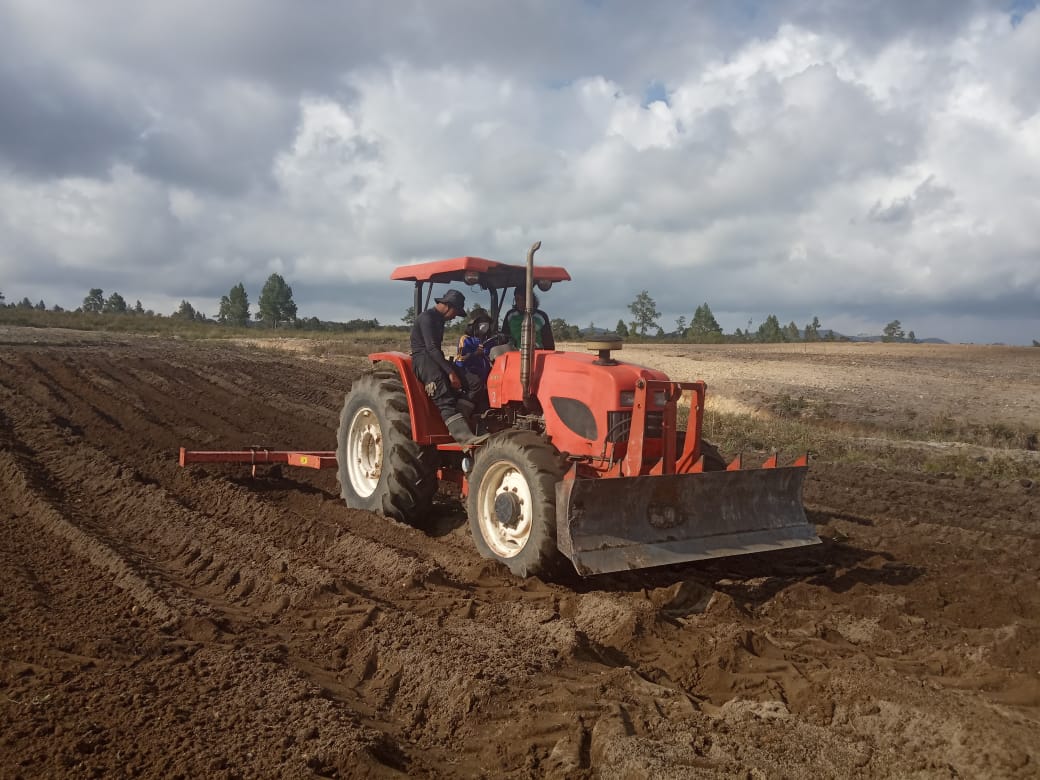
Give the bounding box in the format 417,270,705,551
367,352,453,445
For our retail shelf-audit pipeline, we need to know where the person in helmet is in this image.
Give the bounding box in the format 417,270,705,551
454,311,495,412
409,288,477,444
502,288,555,350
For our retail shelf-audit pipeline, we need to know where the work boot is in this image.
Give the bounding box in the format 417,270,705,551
444,413,478,445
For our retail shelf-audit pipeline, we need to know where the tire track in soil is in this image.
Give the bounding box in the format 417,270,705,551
0,341,707,769
0,348,464,772
0,403,181,627
0,500,399,777
0,342,608,769
3,333,1039,777
6,350,335,457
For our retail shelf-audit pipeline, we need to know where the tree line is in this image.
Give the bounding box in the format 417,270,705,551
7,283,1023,345
0,280,913,342
73,275,301,328
0,274,376,331
615,290,918,343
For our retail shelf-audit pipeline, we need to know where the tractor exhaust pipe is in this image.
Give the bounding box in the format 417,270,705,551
520,241,540,407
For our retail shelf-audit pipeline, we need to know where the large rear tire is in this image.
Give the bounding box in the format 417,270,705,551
337,368,439,524
467,430,566,578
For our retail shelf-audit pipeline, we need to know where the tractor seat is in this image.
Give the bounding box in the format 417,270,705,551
488,343,515,363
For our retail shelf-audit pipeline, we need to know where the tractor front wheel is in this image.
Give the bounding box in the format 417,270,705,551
698,438,728,471
467,430,566,578
337,368,438,525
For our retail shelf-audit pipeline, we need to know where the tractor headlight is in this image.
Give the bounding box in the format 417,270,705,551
620,390,668,407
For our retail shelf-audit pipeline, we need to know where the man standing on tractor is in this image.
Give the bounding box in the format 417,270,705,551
410,288,478,444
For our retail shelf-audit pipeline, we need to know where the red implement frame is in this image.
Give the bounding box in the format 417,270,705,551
179,447,337,476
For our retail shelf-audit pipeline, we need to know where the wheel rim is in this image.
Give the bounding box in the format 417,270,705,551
347,407,383,497
475,459,534,558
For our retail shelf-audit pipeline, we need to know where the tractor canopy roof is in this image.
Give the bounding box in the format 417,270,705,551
390,256,571,291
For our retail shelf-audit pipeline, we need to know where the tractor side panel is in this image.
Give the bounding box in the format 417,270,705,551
492,351,671,457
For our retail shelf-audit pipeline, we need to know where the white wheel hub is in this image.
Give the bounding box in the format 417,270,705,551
475,460,534,558
346,407,383,497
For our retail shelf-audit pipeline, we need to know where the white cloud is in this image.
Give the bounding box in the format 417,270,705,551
0,2,1037,341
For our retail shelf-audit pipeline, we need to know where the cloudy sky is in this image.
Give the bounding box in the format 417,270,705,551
1,0,1038,343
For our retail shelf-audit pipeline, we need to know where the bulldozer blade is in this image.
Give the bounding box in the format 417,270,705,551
555,466,818,576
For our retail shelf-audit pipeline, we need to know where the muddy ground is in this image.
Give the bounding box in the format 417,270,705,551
1,328,1038,778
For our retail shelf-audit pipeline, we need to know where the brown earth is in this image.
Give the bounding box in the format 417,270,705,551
1,327,1038,778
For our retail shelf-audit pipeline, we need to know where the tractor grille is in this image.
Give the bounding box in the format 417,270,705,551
605,411,663,443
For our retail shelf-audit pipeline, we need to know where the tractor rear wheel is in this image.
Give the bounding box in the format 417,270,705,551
467,430,566,578
337,368,439,524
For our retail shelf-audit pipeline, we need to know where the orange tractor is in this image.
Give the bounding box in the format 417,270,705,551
182,243,818,576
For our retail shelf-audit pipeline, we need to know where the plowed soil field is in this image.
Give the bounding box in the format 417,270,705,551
2,328,1038,778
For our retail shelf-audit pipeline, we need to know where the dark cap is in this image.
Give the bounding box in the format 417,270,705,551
435,288,467,316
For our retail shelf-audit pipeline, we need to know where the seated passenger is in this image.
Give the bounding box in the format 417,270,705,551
455,312,494,412
501,288,555,350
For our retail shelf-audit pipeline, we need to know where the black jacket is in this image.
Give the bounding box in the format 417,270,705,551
410,308,455,380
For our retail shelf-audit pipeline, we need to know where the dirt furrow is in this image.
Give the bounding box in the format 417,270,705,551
3,330,1039,778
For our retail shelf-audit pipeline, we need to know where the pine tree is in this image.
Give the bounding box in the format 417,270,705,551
103,292,128,314
550,318,581,340
628,291,660,336
83,288,104,313
615,319,629,338
218,282,250,326
882,320,905,342
756,314,784,343
174,300,197,320
256,274,297,328
688,303,723,342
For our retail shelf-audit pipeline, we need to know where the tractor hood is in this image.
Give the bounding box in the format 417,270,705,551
487,350,673,457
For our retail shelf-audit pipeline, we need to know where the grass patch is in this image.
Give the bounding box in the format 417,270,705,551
305,332,409,358
0,308,411,346
691,404,1039,482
